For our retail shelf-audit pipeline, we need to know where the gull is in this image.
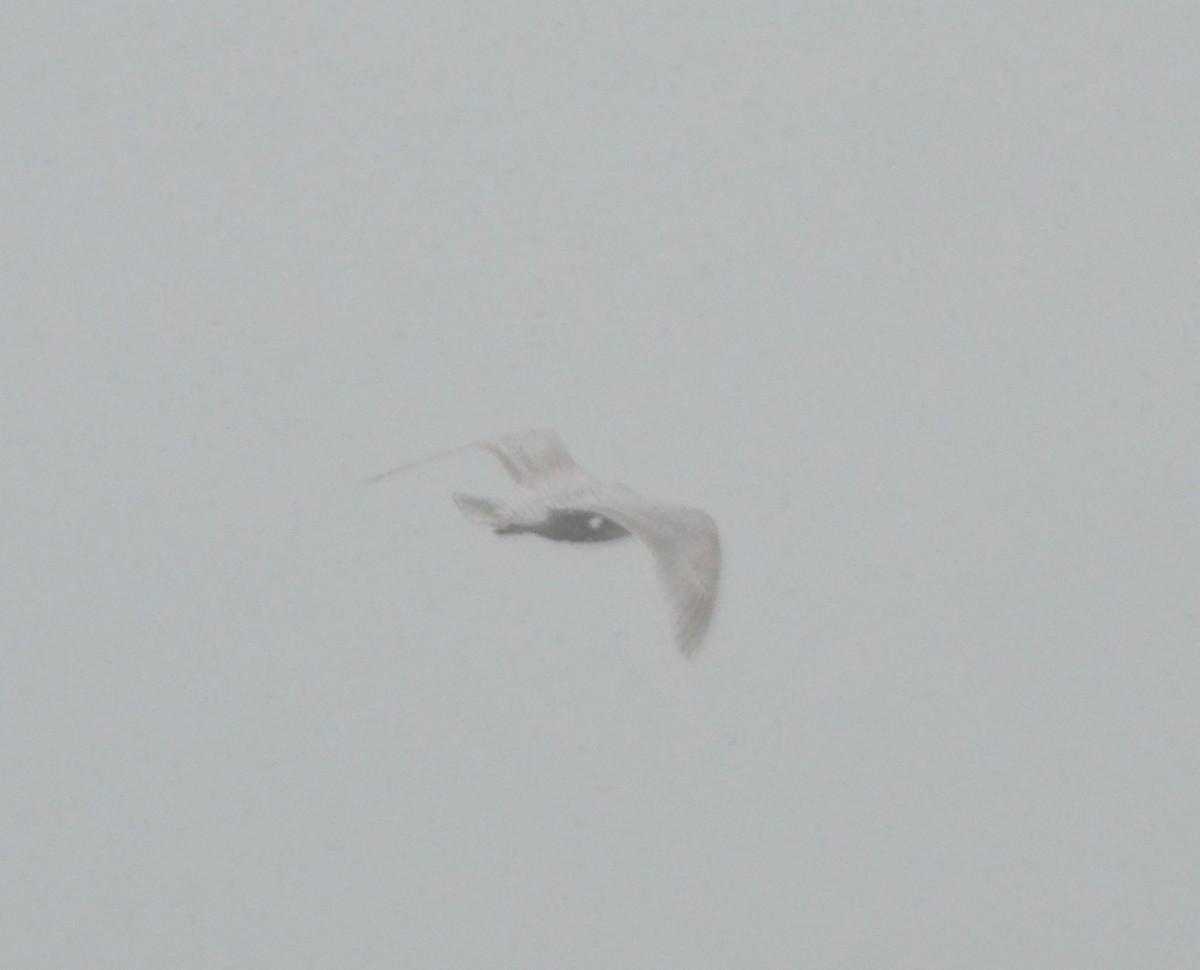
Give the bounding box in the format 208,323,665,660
368,429,720,656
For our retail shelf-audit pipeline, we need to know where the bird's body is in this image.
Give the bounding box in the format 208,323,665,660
489,507,630,542
369,430,720,656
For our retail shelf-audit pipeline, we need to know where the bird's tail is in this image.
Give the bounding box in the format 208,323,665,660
452,493,513,530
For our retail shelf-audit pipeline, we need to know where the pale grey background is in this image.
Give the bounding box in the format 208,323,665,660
2,4,1197,968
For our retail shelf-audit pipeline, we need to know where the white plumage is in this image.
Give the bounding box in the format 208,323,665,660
370,429,721,657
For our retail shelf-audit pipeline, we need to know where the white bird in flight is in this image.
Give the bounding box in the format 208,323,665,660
368,429,721,657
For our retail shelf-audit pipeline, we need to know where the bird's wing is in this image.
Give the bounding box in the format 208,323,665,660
563,491,721,657
482,429,589,490
364,429,588,489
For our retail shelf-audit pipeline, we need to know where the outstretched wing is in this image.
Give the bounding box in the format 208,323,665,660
566,492,721,657
481,429,589,490
365,429,591,491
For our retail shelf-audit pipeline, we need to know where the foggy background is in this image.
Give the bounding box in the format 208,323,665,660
3,4,1197,967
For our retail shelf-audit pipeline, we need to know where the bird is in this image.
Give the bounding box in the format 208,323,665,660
367,429,720,657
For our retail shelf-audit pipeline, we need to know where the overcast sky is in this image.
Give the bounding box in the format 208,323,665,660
3,4,1197,968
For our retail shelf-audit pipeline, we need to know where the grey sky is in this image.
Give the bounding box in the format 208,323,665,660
2,3,1197,967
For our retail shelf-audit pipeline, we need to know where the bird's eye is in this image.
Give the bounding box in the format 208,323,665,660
588,516,603,530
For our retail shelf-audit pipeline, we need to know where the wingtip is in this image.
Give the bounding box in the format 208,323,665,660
673,619,712,659
672,596,718,658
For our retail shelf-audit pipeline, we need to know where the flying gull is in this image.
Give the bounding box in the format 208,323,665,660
368,429,720,656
